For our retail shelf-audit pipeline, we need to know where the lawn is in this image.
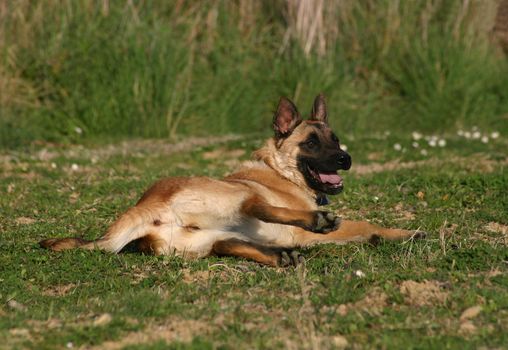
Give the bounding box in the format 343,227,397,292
0,130,506,349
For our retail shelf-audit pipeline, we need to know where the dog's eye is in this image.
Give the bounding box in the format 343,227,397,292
303,133,320,149
331,134,339,143
306,140,318,148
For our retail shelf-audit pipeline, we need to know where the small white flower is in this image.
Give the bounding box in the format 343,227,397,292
491,131,500,139
74,127,83,135
373,196,379,202
428,139,437,147
51,162,57,169
393,143,402,151
472,131,481,139
71,164,79,171
457,130,464,136
384,131,391,136
341,144,348,151
66,342,74,349
464,131,471,139
354,270,366,278
438,139,446,147
472,126,478,131
412,132,422,141
420,149,428,156
412,142,419,148
481,136,489,143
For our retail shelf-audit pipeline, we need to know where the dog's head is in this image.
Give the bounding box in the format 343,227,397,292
268,94,351,195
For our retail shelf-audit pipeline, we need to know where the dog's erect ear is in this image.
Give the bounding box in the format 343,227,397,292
273,97,302,138
310,93,328,124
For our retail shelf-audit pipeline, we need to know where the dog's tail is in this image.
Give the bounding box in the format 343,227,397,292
39,237,94,251
39,205,160,253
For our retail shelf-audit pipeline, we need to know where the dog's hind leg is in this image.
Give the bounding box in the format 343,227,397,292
211,238,304,267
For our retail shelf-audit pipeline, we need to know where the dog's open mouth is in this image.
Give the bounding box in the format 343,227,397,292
307,165,343,188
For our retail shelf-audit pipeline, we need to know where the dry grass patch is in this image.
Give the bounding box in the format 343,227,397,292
82,318,212,350
181,269,211,284
324,288,389,318
41,283,76,297
349,288,389,316
485,222,508,236
400,280,449,306
202,147,245,160
14,216,36,225
10,135,244,162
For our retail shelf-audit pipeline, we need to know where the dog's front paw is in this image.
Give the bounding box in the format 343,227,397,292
311,211,341,234
278,250,305,267
412,230,428,239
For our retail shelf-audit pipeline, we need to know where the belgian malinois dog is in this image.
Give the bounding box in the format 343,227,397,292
40,94,424,266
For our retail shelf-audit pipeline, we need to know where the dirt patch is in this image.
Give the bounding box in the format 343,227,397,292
81,319,212,350
202,147,245,160
14,217,36,225
393,202,416,221
457,305,483,336
7,328,34,346
321,288,389,317
41,283,76,297
485,222,508,235
92,313,112,327
400,280,448,306
6,299,27,312
181,269,210,283
284,334,348,350
473,222,508,245
460,306,482,322
27,318,62,330
28,314,113,332
458,321,477,335
351,288,389,315
5,135,245,163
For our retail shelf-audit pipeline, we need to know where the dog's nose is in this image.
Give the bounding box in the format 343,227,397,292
338,152,351,170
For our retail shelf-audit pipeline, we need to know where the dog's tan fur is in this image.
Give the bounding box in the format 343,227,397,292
40,95,423,266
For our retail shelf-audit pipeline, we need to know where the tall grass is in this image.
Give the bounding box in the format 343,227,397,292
1,0,507,148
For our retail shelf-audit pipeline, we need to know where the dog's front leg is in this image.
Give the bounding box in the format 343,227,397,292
241,196,340,233
295,220,427,246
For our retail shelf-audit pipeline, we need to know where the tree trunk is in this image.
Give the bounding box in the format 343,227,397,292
494,0,508,54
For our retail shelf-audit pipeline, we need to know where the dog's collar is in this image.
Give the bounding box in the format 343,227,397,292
316,194,329,206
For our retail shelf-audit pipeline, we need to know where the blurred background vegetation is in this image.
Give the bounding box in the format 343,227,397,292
1,0,507,148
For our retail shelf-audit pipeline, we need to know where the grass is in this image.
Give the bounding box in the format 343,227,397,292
1,130,507,349
1,1,508,148
1,1,507,348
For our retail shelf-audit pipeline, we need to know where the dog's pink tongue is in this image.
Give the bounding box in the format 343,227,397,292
318,172,342,185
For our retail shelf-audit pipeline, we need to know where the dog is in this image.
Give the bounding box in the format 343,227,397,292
40,94,425,266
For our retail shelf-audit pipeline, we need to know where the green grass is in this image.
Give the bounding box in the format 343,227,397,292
1,2,507,348
1,1,508,148
1,132,506,349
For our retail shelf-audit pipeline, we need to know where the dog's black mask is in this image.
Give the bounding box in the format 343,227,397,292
297,128,351,195
272,94,351,195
